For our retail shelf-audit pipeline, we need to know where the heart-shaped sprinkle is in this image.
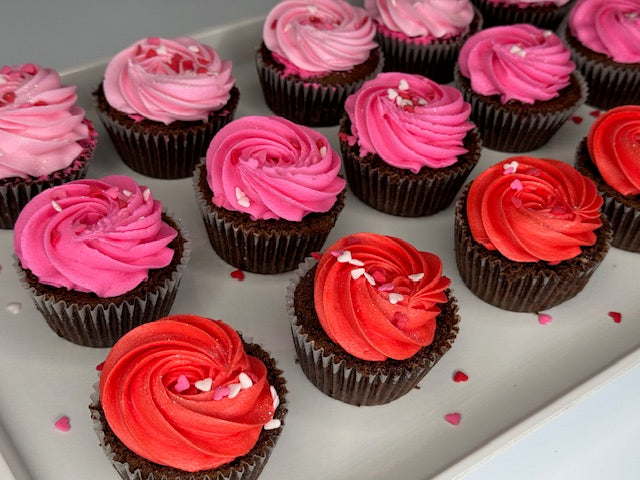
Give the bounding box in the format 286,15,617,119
51,200,62,212
319,146,327,157
330,249,343,257
54,416,71,432
502,160,519,175
337,250,352,263
271,385,280,410
238,372,253,389
444,413,461,426
408,273,424,282
174,374,190,393
228,383,242,399
590,109,601,117
349,258,365,267
213,386,230,401
378,283,394,292
538,313,552,325
608,311,622,323
235,187,250,208
398,79,409,91
453,371,469,383
510,179,524,191
96,362,105,371
311,252,322,260
6,302,21,314
264,418,281,430
389,293,404,305
195,378,213,392
351,268,365,280
230,269,244,281
570,115,583,124
363,272,376,286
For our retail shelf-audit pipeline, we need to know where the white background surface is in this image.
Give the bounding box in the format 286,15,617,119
1,2,639,479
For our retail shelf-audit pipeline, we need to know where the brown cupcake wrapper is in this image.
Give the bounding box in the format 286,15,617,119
339,117,481,217
95,87,239,179
193,162,344,274
454,186,612,312
560,20,640,111
286,258,459,406
255,49,384,127
471,0,575,29
454,66,587,152
15,214,191,347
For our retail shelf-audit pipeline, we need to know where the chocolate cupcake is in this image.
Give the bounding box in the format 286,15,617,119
470,0,575,29
95,36,238,179
287,233,460,406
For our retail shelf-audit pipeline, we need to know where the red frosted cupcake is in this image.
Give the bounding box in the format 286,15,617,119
471,0,575,29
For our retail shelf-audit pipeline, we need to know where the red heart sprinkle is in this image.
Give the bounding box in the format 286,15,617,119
2,91,16,103
311,252,322,260
608,311,622,323
54,416,71,432
96,361,105,371
590,110,601,117
445,413,461,426
453,371,469,383
230,269,245,281
570,115,583,124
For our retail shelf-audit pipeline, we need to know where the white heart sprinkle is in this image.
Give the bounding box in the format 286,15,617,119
0,77,6,85
418,98,427,105
337,250,352,263
503,160,519,174
6,302,21,315
387,88,398,101
238,372,253,389
319,146,327,157
188,44,200,52
509,45,526,57
156,45,168,55
194,378,213,392
308,5,317,14
398,79,409,91
51,200,62,212
228,383,242,399
122,190,132,197
264,418,281,430
389,293,404,305
351,268,365,280
270,385,277,400
408,273,424,282
235,187,250,208
363,272,376,286
142,188,151,202
348,258,364,267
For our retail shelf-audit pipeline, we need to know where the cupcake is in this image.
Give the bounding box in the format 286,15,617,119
0,63,96,229
90,314,287,480
560,0,640,111
194,115,346,274
14,175,190,347
454,23,587,152
339,72,481,217
255,0,383,126
455,156,611,312
575,105,640,252
364,0,483,83
94,36,239,179
470,0,575,29
287,232,460,406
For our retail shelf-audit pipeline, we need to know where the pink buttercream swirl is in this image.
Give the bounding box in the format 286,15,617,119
103,37,235,124
458,24,575,104
0,64,89,179
365,0,474,38
14,175,177,297
207,116,345,221
263,0,377,77
569,0,640,64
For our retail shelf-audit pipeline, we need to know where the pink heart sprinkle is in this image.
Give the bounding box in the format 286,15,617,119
453,371,469,383
608,311,622,323
330,249,343,258
213,386,231,401
510,179,523,191
378,283,394,292
174,374,190,393
445,413,461,426
54,416,71,432
538,313,552,325
230,269,245,281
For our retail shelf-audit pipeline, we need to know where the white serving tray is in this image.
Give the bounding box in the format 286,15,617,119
1,18,639,480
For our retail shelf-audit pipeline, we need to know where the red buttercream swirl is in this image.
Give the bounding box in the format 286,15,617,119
467,157,603,263
587,105,640,196
99,314,278,472
314,233,451,361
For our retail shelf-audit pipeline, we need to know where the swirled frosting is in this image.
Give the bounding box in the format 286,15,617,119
364,0,474,38
569,0,640,64
467,157,603,263
344,72,473,172
263,0,377,77
14,175,177,297
314,233,451,361
103,37,235,124
587,105,640,196
0,64,90,179
206,116,345,221
458,24,575,104
99,314,280,472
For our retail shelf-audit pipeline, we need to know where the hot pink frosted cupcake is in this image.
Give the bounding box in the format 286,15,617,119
339,72,480,216
364,0,482,83
454,23,586,152
14,175,190,347
194,115,346,273
95,36,239,179
560,0,640,110
256,0,383,126
471,0,575,29
0,63,96,229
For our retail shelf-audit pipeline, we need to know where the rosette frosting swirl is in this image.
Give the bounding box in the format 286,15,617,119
587,105,640,196
99,314,280,472
206,115,345,221
467,157,603,263
263,0,377,76
14,175,177,297
458,24,575,104
103,37,235,124
569,0,640,63
0,63,89,179
364,0,474,38
345,72,473,172
314,233,451,361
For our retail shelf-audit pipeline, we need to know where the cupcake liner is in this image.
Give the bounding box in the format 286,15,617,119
193,162,345,274
471,0,575,29
95,85,239,179
286,258,460,406
255,46,384,127
575,139,640,252
560,20,640,111
454,186,612,312
15,214,191,347
339,117,481,217
454,66,587,152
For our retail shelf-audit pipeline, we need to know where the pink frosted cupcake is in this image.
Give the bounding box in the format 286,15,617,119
454,23,587,152
194,115,346,273
14,175,190,347
471,0,575,29
560,0,640,110
95,36,239,179
256,0,383,126
0,63,96,229
365,0,482,83
339,72,480,216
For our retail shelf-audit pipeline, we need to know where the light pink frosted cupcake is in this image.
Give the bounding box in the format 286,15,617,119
0,63,96,229
471,0,575,29
339,72,480,216
365,0,482,83
256,0,383,126
95,36,239,179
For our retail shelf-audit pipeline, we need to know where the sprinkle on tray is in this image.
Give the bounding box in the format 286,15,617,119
230,269,245,281
96,361,105,371
570,115,583,124
589,109,601,117
310,252,323,260
608,311,622,324
444,413,461,426
538,313,552,325
453,371,469,383
5,302,21,314
54,416,71,432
